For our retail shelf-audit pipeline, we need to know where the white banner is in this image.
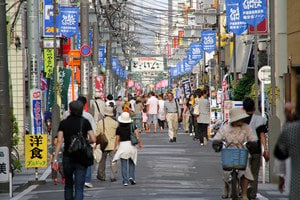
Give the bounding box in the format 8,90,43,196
131,57,164,72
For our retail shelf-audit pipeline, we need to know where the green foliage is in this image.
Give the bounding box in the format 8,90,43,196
232,75,254,101
10,110,22,172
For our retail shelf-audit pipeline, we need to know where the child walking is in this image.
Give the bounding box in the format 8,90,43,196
49,136,65,185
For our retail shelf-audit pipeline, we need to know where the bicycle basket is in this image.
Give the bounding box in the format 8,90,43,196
221,148,248,171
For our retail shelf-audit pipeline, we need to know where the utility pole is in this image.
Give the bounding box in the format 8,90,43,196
80,0,90,98
0,1,12,192
91,22,99,100
0,0,11,147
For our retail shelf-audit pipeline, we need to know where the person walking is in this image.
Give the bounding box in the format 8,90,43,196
133,97,143,131
53,100,96,200
242,97,269,199
157,94,166,133
187,94,195,136
115,96,124,119
96,107,119,182
63,96,97,189
146,91,159,133
113,112,142,186
164,92,182,142
49,136,65,185
182,98,190,134
274,84,300,199
196,89,210,145
90,93,106,122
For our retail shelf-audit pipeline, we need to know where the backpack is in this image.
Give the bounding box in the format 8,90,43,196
68,118,94,166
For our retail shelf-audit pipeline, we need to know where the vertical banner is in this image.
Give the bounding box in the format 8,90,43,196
60,6,79,38
30,89,43,134
98,45,106,65
43,49,54,78
190,43,203,61
25,134,48,168
182,78,192,98
95,75,105,100
202,30,216,53
226,0,248,35
240,0,267,27
43,0,61,37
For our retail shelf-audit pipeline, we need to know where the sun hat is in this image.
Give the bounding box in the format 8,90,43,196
228,107,249,123
104,106,114,116
118,112,132,123
94,92,101,98
123,97,128,102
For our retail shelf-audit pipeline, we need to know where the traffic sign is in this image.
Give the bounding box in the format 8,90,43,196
80,45,92,56
258,65,271,84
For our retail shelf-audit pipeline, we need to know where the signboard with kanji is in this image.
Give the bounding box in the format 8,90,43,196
25,134,48,168
0,147,9,182
131,57,164,72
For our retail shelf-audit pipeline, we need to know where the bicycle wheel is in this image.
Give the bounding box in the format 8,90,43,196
231,170,239,200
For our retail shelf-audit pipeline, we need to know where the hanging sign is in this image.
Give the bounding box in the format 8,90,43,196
226,0,248,35
202,30,216,53
240,0,267,27
60,7,79,38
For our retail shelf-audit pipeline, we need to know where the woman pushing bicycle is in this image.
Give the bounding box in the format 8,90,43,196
212,108,257,200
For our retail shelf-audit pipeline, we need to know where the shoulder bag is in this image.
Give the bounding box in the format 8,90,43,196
130,124,139,146
68,118,94,166
96,119,108,151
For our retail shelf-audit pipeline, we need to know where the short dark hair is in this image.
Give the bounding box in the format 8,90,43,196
107,94,113,100
77,95,87,105
243,97,255,112
69,100,83,116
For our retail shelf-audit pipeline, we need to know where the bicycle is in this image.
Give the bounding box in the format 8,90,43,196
213,141,250,200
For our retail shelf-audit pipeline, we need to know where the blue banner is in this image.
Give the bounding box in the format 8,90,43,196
98,45,106,65
190,43,203,61
240,0,267,27
60,7,79,38
202,30,216,53
226,0,248,35
43,0,61,37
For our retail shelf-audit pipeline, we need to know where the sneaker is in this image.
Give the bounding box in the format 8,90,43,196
123,183,128,186
54,178,58,185
110,178,117,182
61,178,66,184
129,178,136,185
84,182,93,188
189,133,193,136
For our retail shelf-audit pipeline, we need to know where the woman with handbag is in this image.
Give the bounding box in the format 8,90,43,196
96,107,119,182
53,100,96,200
113,112,142,186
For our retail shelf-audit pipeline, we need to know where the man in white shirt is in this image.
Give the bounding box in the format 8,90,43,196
146,91,159,133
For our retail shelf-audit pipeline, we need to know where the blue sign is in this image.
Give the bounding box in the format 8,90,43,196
190,43,203,61
240,0,267,27
98,46,106,65
202,30,216,53
226,0,248,35
43,0,61,37
60,7,79,38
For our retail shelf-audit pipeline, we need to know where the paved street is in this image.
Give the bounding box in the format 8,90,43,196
2,130,289,200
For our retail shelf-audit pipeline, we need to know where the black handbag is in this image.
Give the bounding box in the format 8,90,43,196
69,118,94,167
130,124,138,145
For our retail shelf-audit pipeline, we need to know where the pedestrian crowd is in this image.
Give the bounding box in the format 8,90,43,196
48,84,299,200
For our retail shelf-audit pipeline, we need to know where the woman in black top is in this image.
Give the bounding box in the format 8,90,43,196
113,112,142,186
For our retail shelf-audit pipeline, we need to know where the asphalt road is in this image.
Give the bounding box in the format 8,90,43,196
5,130,289,200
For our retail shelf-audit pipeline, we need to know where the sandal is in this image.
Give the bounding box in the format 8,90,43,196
221,194,229,199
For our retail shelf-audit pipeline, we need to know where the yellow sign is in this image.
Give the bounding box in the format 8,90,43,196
44,49,54,78
25,134,48,168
